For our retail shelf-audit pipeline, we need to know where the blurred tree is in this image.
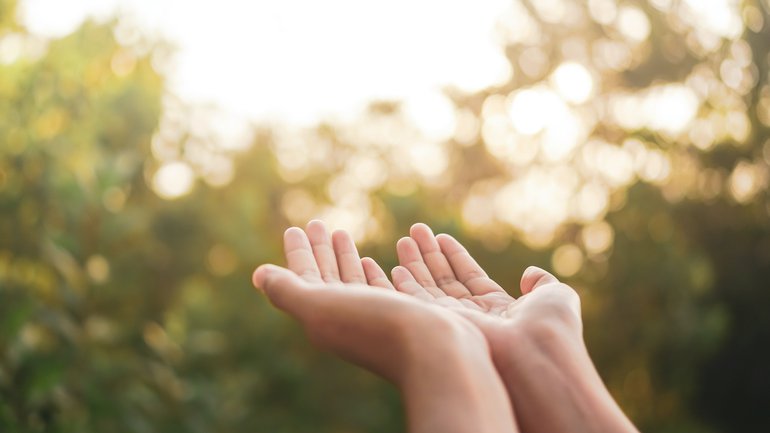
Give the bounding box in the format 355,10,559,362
0,4,401,432
2,0,770,432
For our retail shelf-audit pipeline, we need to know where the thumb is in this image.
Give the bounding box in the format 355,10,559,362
520,266,559,296
252,264,310,317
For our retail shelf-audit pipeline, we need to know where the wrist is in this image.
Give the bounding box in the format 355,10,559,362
397,316,517,433
399,315,490,386
491,322,637,433
491,316,584,370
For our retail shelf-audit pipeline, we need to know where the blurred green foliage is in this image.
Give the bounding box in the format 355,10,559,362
1,1,770,432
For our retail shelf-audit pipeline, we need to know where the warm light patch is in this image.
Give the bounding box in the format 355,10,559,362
610,84,700,136
616,6,651,42
152,161,195,200
403,91,457,142
508,87,561,135
551,62,595,104
20,0,513,125
729,161,767,203
581,221,614,255
681,0,744,39
552,244,584,277
86,255,110,284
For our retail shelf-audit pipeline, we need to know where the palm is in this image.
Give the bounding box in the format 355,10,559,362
389,224,581,341
252,221,489,382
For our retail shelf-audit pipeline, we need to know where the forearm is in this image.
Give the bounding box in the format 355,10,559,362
493,324,637,433
400,343,518,433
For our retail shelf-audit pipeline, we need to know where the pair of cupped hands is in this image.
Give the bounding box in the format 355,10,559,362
252,221,635,433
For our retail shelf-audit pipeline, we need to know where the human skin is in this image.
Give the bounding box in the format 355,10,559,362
385,223,639,433
251,221,518,433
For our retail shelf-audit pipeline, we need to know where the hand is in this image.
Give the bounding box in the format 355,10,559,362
251,221,518,433
390,223,582,355
390,223,638,433
252,221,483,383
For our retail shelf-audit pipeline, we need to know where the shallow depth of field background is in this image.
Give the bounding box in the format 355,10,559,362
2,0,770,432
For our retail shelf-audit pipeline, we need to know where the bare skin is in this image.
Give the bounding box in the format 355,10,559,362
385,223,639,433
252,221,518,433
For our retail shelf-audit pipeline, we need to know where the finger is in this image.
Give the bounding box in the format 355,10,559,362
520,266,560,295
252,264,313,317
435,234,504,295
409,223,471,298
284,227,323,282
361,257,395,290
306,220,341,282
391,266,435,301
331,230,367,284
396,237,446,298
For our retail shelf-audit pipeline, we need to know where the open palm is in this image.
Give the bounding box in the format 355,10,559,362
252,221,492,382
253,221,520,433
390,224,583,348
386,224,639,433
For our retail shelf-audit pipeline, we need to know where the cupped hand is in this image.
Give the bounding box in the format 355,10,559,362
388,223,638,433
251,221,490,384
253,221,522,433
390,223,583,354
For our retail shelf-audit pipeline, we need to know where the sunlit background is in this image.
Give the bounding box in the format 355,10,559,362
2,0,770,432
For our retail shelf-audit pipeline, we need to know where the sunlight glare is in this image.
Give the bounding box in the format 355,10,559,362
494,167,577,234
587,0,617,25
20,0,512,125
616,6,651,42
403,91,457,142
551,62,595,104
645,85,700,135
610,84,700,136
681,0,743,39
152,161,195,199
729,161,767,203
542,109,584,161
508,86,562,135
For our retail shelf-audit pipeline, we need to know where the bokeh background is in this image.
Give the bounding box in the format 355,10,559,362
2,0,770,431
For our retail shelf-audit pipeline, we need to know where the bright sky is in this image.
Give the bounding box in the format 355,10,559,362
19,0,511,125
17,0,758,254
